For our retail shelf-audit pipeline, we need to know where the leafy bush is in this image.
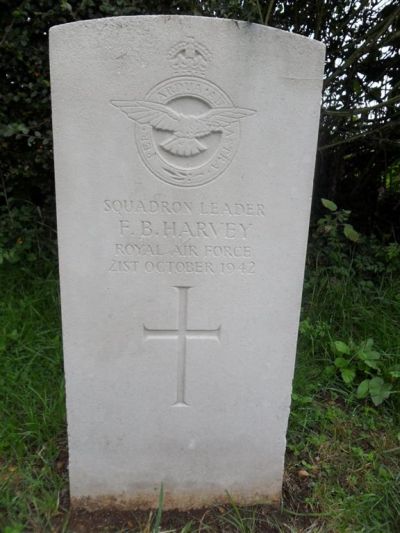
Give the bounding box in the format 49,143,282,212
0,202,56,265
308,199,400,280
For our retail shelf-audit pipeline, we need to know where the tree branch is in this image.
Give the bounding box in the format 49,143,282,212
323,95,400,116
319,119,400,151
254,0,264,25
264,0,276,26
324,8,400,88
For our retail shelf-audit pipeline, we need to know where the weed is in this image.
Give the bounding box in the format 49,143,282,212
328,337,399,405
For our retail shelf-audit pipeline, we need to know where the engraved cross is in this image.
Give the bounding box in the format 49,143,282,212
143,286,221,406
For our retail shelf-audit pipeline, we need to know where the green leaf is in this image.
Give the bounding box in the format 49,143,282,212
341,367,356,384
369,377,383,391
389,366,400,379
358,349,380,369
343,224,360,242
334,357,349,369
364,351,380,360
357,350,379,361
364,338,374,350
321,198,338,211
364,359,380,369
334,340,351,355
61,0,72,11
356,379,370,399
369,377,392,406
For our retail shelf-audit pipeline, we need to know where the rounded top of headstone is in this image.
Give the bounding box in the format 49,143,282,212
49,15,325,51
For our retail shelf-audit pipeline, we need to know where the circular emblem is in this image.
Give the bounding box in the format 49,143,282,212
135,76,242,187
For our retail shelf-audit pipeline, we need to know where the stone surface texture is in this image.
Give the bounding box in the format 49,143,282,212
50,15,325,510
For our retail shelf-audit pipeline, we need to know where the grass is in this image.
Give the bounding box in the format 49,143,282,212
0,262,67,532
0,257,399,532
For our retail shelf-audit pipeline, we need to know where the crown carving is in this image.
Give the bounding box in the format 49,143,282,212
168,37,211,76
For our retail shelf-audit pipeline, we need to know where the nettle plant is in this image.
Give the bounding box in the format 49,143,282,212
311,199,400,280
319,198,360,243
331,338,399,406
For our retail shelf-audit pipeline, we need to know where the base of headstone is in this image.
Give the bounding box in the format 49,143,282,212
71,490,281,511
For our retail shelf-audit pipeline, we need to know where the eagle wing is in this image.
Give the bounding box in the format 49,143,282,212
111,100,181,132
192,107,256,137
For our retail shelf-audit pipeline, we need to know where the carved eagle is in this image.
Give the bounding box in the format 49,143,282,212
111,100,255,157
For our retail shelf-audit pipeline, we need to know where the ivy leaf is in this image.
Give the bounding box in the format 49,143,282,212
321,198,338,211
341,368,356,384
334,340,351,355
357,379,370,399
369,377,392,406
343,224,360,242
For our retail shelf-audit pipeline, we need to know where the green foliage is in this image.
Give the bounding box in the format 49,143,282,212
0,264,66,531
302,201,400,411
309,199,400,280
329,338,398,405
0,0,199,238
290,252,400,531
0,202,56,265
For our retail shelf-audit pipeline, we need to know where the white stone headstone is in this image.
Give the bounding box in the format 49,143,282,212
50,16,324,510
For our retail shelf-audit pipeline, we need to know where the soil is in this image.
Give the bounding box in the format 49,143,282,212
67,506,282,532
54,441,314,532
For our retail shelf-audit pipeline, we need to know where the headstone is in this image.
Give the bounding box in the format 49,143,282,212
50,16,325,510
